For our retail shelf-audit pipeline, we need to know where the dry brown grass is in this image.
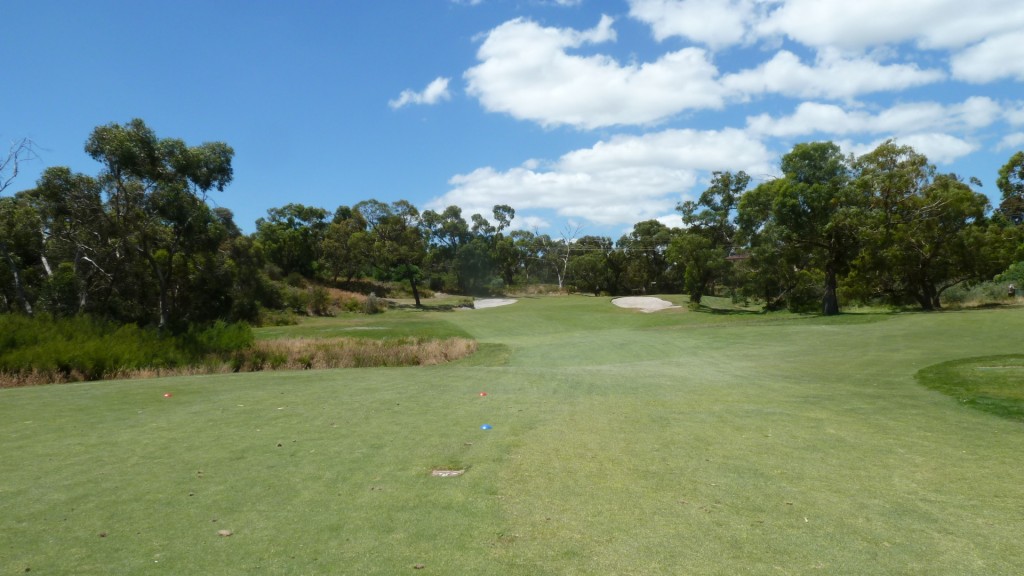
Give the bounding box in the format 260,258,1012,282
236,337,477,370
0,337,477,387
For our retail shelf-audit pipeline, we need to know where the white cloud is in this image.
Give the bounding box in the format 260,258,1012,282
388,77,452,109
893,133,979,164
997,133,1024,151
951,31,1024,83
434,128,773,228
628,0,755,49
464,16,724,128
840,134,978,165
1006,103,1024,126
756,0,1024,51
722,49,944,101
747,97,1002,138
655,213,685,229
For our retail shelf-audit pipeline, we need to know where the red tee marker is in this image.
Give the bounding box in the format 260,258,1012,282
163,393,173,398
479,392,488,397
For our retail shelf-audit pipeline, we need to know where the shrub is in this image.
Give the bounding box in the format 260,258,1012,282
283,287,310,314
308,286,333,316
363,293,386,314
0,316,254,386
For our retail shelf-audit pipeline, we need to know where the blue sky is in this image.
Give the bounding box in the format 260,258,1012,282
4,0,1024,238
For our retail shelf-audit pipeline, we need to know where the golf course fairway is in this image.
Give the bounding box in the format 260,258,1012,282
3,296,1024,575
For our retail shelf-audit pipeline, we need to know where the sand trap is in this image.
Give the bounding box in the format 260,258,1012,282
612,296,681,313
473,298,517,309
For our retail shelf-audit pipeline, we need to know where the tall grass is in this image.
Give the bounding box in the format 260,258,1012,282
0,316,252,387
235,337,476,370
0,314,476,386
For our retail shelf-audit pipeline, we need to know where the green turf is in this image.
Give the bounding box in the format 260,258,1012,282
917,354,1024,421
3,297,1024,574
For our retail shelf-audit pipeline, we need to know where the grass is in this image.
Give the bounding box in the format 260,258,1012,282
917,354,1024,421
3,296,1024,574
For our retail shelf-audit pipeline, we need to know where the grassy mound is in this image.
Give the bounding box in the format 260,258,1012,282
916,354,1024,421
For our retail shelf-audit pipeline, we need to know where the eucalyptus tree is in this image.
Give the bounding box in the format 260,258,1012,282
83,119,235,331
321,206,370,283
0,137,36,195
30,167,111,315
617,220,676,294
567,235,614,295
0,194,42,314
0,138,39,314
421,205,470,291
358,200,427,306
997,151,1024,225
672,171,749,304
738,142,862,315
255,203,329,279
850,141,1000,309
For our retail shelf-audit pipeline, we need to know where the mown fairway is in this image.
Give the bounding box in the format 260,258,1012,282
3,297,1024,575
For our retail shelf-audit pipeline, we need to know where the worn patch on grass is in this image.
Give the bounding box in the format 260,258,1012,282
431,469,465,477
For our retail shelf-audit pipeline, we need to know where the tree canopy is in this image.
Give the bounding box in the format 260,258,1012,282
2,122,1021,323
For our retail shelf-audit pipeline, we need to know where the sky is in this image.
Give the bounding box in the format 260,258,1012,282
4,0,1024,238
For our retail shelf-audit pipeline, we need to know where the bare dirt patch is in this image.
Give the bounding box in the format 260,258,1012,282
612,296,681,313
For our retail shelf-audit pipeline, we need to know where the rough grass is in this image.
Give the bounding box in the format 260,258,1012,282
3,297,1024,574
236,337,477,370
0,337,477,386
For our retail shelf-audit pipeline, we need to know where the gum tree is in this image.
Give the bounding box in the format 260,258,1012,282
738,142,863,315
84,119,234,331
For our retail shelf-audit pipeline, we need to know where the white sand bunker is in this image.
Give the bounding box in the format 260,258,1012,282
612,296,681,313
473,298,517,309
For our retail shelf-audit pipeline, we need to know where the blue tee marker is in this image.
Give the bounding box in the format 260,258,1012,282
480,424,492,430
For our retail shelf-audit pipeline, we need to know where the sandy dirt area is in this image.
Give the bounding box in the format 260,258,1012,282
611,296,681,313
473,298,518,309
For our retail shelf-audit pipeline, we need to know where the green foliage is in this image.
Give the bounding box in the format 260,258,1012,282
917,355,1024,421
997,151,1024,224
180,320,254,356
308,286,332,316
995,261,1024,285
0,315,252,384
282,286,312,315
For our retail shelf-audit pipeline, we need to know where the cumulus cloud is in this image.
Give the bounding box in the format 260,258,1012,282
432,128,774,227
628,0,756,49
997,133,1024,151
722,49,944,101
388,77,452,109
839,133,978,165
951,31,1024,83
464,16,724,128
1006,103,1024,126
756,0,1024,51
747,97,1002,137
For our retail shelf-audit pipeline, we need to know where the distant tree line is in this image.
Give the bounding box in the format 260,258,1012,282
3,120,1024,330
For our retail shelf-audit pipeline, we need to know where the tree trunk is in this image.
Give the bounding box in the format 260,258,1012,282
410,276,421,307
0,240,33,316
822,266,840,316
